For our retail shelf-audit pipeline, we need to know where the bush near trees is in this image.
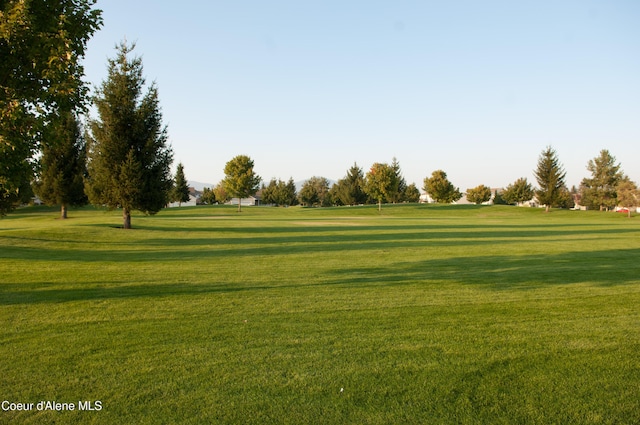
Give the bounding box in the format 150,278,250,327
466,185,492,204
85,42,173,229
503,178,535,205
423,170,462,203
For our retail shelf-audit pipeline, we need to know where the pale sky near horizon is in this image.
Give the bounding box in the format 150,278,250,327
82,1,639,191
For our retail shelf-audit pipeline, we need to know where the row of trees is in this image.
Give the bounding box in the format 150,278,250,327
201,147,638,216
2,3,637,226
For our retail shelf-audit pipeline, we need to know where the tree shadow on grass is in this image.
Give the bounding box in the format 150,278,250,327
2,248,638,305
322,248,640,289
2,223,637,263
0,281,272,306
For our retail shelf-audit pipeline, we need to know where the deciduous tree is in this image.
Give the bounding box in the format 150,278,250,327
0,0,102,214
85,42,173,229
503,178,534,205
223,155,261,212
466,184,492,205
534,147,566,212
423,170,462,203
365,163,395,211
299,176,331,207
617,179,639,218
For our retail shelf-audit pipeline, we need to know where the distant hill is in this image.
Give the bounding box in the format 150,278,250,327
188,181,214,191
295,179,337,192
189,180,337,192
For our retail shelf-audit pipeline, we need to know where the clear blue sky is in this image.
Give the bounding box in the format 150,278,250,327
83,0,640,190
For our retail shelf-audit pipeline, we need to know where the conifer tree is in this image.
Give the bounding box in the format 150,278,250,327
580,149,623,211
85,42,173,228
34,110,88,218
534,146,566,212
171,163,190,206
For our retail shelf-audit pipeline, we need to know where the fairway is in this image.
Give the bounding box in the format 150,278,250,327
1,204,639,424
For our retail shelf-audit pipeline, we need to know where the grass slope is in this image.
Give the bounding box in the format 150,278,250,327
1,204,639,424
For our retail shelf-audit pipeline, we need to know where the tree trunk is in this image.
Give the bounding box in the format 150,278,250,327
378,199,382,212
545,204,550,213
123,208,132,229
237,199,242,213
60,204,68,219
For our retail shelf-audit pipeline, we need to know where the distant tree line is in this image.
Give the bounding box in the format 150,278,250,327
2,2,638,222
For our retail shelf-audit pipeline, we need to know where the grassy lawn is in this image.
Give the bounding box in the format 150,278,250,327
1,204,639,424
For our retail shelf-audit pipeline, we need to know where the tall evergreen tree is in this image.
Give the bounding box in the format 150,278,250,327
389,157,407,203
34,110,88,218
580,149,623,211
333,163,367,206
85,42,173,229
534,146,566,212
171,162,190,206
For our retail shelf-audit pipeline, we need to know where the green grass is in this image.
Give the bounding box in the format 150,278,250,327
1,204,639,424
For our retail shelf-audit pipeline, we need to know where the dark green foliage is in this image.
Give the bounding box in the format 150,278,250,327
223,155,261,212
263,177,298,206
171,163,190,206
580,150,623,211
503,177,534,205
466,184,492,204
403,183,421,203
0,0,102,214
299,176,331,207
534,146,566,212
331,163,367,206
423,170,462,203
199,187,216,205
85,42,173,228
388,157,407,203
492,189,507,205
33,110,88,218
